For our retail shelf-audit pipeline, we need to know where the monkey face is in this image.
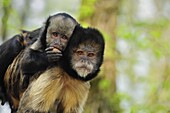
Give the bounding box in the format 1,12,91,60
46,31,69,52
71,43,99,78
62,25,105,81
46,15,77,52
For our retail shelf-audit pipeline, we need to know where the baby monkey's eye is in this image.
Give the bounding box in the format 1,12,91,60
61,35,68,40
52,32,59,37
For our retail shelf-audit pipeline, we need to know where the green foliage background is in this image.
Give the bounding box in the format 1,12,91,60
0,0,170,113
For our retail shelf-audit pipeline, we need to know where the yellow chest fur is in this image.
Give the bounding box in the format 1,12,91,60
27,67,90,112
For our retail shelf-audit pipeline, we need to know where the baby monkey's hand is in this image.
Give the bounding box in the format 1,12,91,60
45,47,62,63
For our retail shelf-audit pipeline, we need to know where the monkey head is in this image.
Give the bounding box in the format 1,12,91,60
30,13,78,52
46,13,78,52
62,25,105,81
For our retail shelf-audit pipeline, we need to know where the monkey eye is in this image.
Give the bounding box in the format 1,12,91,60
52,32,59,37
61,35,68,40
88,52,95,57
76,50,84,56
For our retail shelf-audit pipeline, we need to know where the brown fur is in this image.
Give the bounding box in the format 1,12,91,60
4,50,39,112
17,67,90,113
4,51,24,111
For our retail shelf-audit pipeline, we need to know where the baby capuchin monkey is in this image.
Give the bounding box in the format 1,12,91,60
17,25,105,113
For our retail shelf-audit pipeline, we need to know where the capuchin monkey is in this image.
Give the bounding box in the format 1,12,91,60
17,25,105,113
4,12,78,112
0,29,39,105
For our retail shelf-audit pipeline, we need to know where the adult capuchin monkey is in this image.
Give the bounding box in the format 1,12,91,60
17,25,105,113
4,12,78,112
0,29,40,105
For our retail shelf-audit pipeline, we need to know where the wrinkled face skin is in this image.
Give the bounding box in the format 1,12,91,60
46,15,77,52
71,42,100,78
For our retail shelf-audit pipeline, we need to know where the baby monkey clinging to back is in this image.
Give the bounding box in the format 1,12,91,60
17,25,105,113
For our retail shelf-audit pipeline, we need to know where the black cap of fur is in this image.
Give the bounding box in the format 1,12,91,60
60,25,105,81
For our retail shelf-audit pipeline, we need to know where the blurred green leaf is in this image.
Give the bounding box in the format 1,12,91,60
99,79,111,90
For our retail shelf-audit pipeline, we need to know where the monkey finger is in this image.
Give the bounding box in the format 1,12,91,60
46,50,53,53
51,56,61,60
46,50,62,54
46,55,62,62
47,54,62,58
47,56,61,62
46,51,62,54
46,50,62,55
46,52,62,57
45,47,54,51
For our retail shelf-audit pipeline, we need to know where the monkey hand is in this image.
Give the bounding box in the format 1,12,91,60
45,47,62,63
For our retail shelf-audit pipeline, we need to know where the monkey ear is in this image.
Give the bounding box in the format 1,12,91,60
20,30,29,38
30,16,51,52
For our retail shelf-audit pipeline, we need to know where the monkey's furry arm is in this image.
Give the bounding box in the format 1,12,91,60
0,29,39,105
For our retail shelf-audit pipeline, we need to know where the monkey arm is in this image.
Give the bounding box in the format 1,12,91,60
0,34,26,105
0,34,25,81
21,49,49,75
0,28,40,105
0,28,40,81
20,48,50,89
3,48,51,112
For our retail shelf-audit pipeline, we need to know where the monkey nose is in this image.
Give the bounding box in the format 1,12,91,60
81,57,88,62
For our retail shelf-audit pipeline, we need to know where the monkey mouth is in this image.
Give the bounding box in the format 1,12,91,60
77,66,90,72
73,63,94,77
76,66,91,78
